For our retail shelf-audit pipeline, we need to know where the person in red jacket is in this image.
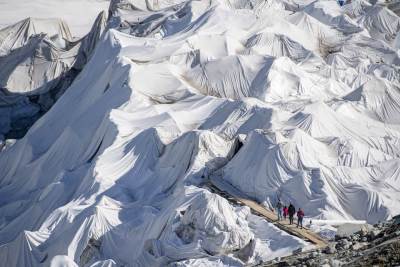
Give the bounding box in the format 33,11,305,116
283,205,288,220
297,208,304,229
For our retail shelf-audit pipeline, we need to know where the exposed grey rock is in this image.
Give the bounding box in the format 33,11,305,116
352,242,367,251
236,238,256,262
79,237,102,267
261,216,400,267
324,243,337,254
351,234,360,241
329,258,342,267
336,239,352,250
292,247,303,255
369,229,382,239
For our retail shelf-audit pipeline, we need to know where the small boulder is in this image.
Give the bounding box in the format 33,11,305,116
369,229,382,240
292,247,303,255
329,258,342,267
319,260,328,266
324,244,337,254
236,238,256,262
336,239,351,250
352,242,367,251
311,251,319,258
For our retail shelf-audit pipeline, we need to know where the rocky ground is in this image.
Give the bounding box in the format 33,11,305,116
259,216,400,267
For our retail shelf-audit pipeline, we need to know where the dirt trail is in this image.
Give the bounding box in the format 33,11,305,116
208,177,328,249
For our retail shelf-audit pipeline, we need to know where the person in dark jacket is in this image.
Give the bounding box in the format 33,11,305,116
288,203,295,225
297,208,305,229
276,200,283,221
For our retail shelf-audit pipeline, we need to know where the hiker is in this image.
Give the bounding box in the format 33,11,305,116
276,200,283,221
283,205,288,220
297,208,305,229
288,203,295,225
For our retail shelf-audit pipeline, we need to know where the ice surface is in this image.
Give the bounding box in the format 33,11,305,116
0,0,400,266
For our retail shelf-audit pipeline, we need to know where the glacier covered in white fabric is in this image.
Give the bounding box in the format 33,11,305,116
0,12,107,139
0,0,400,266
0,0,110,37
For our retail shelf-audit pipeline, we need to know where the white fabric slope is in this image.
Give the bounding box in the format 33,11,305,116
358,5,400,44
0,18,72,56
0,0,109,37
343,77,400,123
0,0,399,266
221,130,400,223
0,27,307,266
0,12,107,139
243,31,312,61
